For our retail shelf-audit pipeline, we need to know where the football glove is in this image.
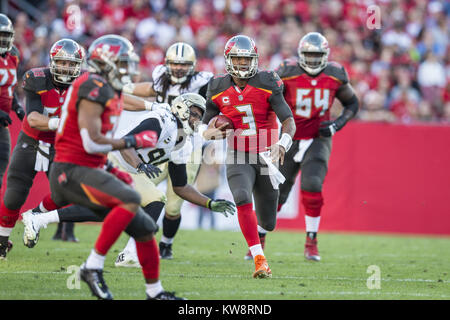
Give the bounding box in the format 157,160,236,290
123,130,158,149
0,110,12,127
319,117,347,137
208,199,236,218
137,162,162,179
13,105,25,121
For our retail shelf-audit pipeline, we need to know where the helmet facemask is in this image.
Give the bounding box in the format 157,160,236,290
298,32,330,75
0,30,14,55
166,61,195,84
171,93,206,136
50,57,82,85
225,54,258,79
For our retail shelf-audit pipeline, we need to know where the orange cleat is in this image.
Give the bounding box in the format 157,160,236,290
252,255,272,278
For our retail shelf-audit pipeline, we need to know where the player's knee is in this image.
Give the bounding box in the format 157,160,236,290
165,201,182,217
259,219,276,232
301,175,323,193
3,189,28,210
125,210,158,239
232,189,252,206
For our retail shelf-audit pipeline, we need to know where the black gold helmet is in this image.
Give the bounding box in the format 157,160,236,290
0,14,14,55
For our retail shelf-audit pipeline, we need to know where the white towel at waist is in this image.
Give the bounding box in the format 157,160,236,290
258,151,285,190
34,141,51,172
293,138,314,163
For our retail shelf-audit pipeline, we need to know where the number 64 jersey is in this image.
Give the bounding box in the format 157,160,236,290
111,105,191,173
275,59,349,140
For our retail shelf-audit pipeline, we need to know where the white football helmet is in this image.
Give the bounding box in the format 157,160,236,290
171,93,206,135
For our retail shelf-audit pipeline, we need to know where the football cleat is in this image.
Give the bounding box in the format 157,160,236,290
80,263,113,300
244,233,266,260
147,291,186,300
52,223,63,240
252,255,272,279
304,236,321,261
22,209,46,248
115,250,141,268
0,237,12,260
61,222,79,242
159,242,173,260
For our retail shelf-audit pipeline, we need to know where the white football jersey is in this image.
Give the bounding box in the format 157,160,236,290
152,64,213,105
111,105,192,173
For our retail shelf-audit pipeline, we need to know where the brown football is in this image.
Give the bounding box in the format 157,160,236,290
211,115,234,131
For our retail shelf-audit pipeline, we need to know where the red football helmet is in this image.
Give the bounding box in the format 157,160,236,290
224,35,258,79
49,39,84,85
87,34,139,91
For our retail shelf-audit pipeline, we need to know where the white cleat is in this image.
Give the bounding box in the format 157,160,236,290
22,210,47,248
114,250,141,268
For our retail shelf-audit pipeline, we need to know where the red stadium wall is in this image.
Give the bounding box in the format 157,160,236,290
277,121,450,236
3,114,450,236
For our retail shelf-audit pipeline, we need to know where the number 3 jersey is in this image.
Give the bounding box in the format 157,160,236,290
0,46,19,113
206,71,289,153
111,105,191,174
21,67,67,144
55,72,123,168
276,60,349,140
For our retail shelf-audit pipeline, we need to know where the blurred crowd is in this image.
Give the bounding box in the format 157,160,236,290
9,0,450,123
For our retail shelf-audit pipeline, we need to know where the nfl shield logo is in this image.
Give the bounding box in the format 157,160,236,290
238,95,243,101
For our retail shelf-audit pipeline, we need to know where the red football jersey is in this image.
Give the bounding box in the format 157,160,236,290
208,71,283,153
276,60,349,140
55,72,122,168
21,68,65,144
0,49,20,113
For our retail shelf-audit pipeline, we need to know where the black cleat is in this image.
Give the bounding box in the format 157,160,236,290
62,222,79,242
79,264,113,300
0,237,12,260
147,291,186,300
52,223,63,240
159,242,173,260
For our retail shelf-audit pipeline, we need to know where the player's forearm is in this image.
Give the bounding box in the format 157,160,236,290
119,148,142,168
280,117,296,138
123,94,155,111
122,82,155,97
27,111,58,131
173,184,211,208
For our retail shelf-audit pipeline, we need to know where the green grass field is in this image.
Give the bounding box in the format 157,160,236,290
0,223,449,300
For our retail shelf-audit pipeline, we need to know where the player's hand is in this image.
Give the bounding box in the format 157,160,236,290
203,117,232,140
137,162,162,179
109,166,134,186
266,143,286,165
319,120,338,137
124,130,158,149
0,110,12,127
14,105,25,121
208,199,236,217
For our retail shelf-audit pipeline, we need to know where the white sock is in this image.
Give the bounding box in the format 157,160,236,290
257,225,268,235
124,237,137,256
38,210,59,228
305,215,320,233
145,281,164,298
249,244,264,258
0,226,13,237
85,249,106,269
160,235,174,245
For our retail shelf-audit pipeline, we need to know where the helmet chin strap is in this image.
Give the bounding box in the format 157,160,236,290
170,75,187,84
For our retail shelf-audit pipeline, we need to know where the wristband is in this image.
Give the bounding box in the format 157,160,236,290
276,133,292,152
48,118,60,131
206,199,212,209
122,83,136,94
144,100,154,110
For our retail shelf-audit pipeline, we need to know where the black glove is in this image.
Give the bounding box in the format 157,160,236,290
319,115,349,137
0,110,12,127
14,105,25,121
208,199,236,217
137,162,162,179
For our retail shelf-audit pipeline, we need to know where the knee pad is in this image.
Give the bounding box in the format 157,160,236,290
125,208,158,239
301,190,323,217
232,188,253,207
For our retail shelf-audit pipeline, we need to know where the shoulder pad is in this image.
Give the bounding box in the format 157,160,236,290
152,64,166,82
206,74,231,99
22,67,50,92
276,59,303,78
251,70,283,93
78,74,114,104
323,62,349,85
10,46,20,60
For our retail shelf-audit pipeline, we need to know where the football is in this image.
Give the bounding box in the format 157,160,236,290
211,115,234,131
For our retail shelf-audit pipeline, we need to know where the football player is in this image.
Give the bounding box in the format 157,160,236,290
273,32,359,261
201,35,296,278
117,42,214,260
0,37,82,259
46,34,183,300
23,93,235,270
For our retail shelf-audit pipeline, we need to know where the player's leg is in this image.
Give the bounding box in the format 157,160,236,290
0,132,38,259
160,154,201,259
49,162,142,299
300,137,332,261
0,127,10,258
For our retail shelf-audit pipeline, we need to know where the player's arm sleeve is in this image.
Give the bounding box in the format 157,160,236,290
24,88,44,115
198,83,208,99
78,76,114,107
168,161,188,187
11,90,22,111
333,83,359,129
269,90,293,122
123,118,162,139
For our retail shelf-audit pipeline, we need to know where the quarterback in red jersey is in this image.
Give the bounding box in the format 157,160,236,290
49,34,183,300
0,39,84,256
274,32,359,261
202,35,296,278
